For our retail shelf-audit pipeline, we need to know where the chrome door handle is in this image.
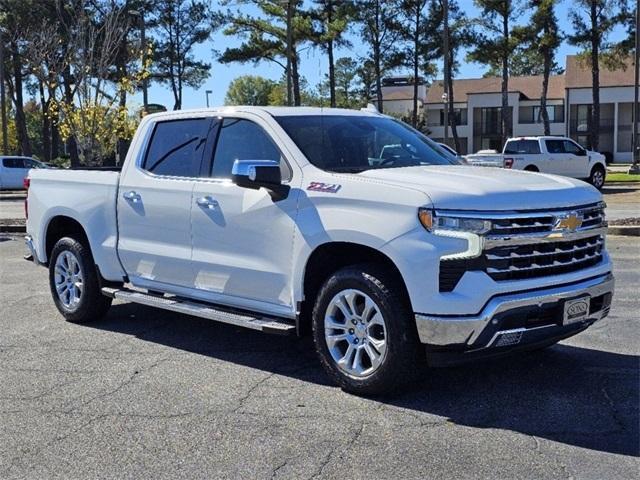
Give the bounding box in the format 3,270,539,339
196,196,219,209
123,190,141,202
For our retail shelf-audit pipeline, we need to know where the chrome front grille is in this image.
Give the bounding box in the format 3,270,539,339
437,202,607,291
487,203,606,236
484,235,604,281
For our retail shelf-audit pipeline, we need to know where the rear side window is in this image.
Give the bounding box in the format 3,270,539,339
504,140,540,154
545,140,564,154
211,118,289,179
143,118,212,177
2,158,26,168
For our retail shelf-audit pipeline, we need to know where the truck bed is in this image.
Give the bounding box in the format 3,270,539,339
26,168,125,280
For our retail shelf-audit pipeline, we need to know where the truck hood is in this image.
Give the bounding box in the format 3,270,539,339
358,165,601,211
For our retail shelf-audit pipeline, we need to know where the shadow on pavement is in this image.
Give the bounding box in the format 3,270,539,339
91,302,639,458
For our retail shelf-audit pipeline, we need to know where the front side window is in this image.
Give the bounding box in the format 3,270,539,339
143,118,212,177
211,118,287,179
275,115,456,173
545,140,564,155
563,140,583,155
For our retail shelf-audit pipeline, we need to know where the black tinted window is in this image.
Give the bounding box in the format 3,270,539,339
563,141,583,154
275,115,454,173
2,158,26,168
504,140,541,154
212,118,284,178
143,118,211,177
545,140,564,154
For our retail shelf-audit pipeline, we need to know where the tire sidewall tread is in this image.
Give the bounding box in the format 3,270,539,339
49,237,111,323
311,263,422,396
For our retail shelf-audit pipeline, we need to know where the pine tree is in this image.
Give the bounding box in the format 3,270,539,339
468,0,521,147
567,0,629,151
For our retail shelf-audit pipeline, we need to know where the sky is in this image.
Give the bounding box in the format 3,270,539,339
130,0,632,111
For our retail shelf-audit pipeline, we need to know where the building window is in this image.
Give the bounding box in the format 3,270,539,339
427,108,467,126
617,102,635,153
519,105,564,124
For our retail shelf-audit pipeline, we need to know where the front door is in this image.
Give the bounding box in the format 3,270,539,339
117,116,214,290
190,116,299,316
544,139,571,175
561,140,589,177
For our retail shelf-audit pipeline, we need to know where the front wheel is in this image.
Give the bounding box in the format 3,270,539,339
312,264,422,396
49,237,112,323
589,165,606,190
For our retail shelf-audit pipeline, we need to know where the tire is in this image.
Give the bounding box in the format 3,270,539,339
589,165,606,190
524,165,539,172
311,263,422,396
49,236,112,323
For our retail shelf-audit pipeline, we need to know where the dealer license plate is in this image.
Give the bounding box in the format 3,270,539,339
563,296,591,325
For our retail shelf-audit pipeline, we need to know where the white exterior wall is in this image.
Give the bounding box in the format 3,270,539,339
567,86,637,163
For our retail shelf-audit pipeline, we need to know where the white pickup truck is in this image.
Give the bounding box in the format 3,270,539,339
467,136,607,189
25,107,614,395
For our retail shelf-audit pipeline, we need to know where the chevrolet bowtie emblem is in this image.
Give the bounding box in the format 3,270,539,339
554,212,583,231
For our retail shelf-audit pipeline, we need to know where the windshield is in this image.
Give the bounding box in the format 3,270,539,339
274,115,459,173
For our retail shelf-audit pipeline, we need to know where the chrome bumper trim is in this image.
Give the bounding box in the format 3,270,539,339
415,273,614,346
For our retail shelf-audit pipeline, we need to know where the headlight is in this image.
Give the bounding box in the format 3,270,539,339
418,208,492,234
418,208,490,260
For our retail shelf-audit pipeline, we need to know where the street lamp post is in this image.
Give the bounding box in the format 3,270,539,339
129,10,148,114
442,92,449,144
443,0,450,146
205,90,212,108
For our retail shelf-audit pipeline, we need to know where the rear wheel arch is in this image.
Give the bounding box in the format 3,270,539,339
524,165,539,172
45,216,90,264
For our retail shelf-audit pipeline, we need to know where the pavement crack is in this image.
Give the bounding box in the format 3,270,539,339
271,459,288,479
232,371,276,414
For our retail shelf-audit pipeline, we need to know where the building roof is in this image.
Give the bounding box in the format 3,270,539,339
565,55,637,88
426,75,565,104
380,90,424,101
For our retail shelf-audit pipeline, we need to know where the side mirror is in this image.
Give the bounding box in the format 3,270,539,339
231,160,289,199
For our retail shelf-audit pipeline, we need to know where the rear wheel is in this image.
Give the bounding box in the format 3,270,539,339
49,237,112,323
589,165,605,190
312,264,422,396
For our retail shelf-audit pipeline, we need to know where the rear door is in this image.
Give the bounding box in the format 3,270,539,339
117,116,215,290
190,115,300,316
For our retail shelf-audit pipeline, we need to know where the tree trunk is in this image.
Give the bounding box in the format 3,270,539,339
540,51,551,136
48,83,59,161
10,45,32,156
327,2,336,108
447,50,461,153
500,11,510,148
589,0,600,151
38,78,51,161
62,67,79,167
292,53,301,106
328,39,336,107
412,7,420,127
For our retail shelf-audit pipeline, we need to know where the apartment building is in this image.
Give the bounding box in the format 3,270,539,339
422,55,638,162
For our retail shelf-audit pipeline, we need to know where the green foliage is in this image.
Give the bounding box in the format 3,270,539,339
224,75,277,105
152,0,212,109
567,0,631,69
216,1,314,106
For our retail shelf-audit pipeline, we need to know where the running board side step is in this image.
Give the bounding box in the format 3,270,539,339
101,287,296,335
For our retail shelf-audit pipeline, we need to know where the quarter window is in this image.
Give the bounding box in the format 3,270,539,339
2,158,26,168
211,118,288,179
143,118,212,177
545,140,564,154
504,140,541,154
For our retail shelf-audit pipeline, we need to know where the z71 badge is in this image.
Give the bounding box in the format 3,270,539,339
307,182,342,193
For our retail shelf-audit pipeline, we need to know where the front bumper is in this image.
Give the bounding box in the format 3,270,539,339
415,272,614,352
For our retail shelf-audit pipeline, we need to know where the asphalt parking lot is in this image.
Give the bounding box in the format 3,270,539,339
0,235,638,479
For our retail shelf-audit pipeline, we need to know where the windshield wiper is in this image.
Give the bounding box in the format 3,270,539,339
326,166,370,173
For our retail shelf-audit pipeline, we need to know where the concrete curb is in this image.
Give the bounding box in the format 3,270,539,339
0,224,26,233
607,226,640,236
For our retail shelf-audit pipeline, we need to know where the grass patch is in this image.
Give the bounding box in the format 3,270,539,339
606,172,640,183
